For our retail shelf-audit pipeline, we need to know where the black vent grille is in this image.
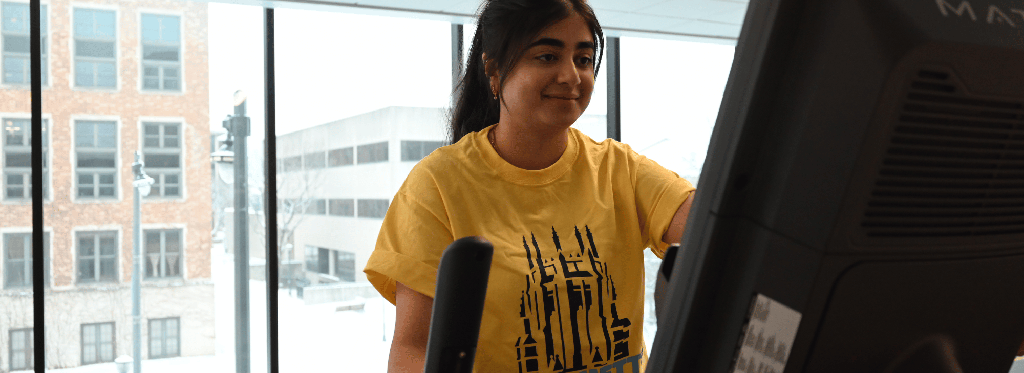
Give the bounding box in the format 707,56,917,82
862,69,1024,238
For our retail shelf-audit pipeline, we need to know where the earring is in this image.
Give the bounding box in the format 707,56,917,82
491,86,498,100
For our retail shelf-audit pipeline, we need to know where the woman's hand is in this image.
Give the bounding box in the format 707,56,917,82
388,282,434,373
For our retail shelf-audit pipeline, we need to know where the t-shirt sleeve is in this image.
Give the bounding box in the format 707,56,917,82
633,154,696,258
363,170,454,305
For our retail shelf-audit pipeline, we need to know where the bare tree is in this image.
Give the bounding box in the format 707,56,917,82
249,157,324,292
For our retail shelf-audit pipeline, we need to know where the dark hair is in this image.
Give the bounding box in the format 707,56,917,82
448,0,605,143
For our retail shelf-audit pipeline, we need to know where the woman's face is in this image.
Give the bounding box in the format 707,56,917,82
491,13,596,132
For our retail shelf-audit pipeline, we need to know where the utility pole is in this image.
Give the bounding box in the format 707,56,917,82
131,152,154,373
223,91,251,373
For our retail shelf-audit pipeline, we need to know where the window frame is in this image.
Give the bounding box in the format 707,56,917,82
0,1,50,87
2,115,50,202
3,230,50,289
71,6,119,90
138,9,184,93
148,317,180,359
9,327,33,371
140,119,185,199
80,322,116,365
75,229,119,284
142,227,183,280
72,117,120,202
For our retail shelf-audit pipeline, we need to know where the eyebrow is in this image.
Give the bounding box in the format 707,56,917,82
527,37,596,51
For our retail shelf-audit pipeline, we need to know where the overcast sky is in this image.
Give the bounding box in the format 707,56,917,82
206,2,735,177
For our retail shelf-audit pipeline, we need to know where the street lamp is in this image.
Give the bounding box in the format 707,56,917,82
131,152,154,373
213,90,251,373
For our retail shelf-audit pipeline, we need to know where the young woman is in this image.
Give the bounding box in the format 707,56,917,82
363,0,695,372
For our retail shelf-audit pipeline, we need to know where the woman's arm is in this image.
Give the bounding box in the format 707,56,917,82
662,192,695,245
388,282,434,373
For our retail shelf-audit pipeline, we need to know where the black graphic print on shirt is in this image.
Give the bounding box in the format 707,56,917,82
515,226,638,373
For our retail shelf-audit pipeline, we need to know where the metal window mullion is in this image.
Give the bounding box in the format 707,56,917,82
30,0,44,371
264,7,279,373
606,36,621,142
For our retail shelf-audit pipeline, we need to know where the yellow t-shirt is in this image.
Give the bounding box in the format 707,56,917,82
364,125,695,372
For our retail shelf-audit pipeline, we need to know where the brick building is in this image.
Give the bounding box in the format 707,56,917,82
0,0,213,370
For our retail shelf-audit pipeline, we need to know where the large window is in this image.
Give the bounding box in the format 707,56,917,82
357,198,389,219
334,250,355,282
327,146,353,167
76,231,117,283
75,120,117,199
3,118,47,200
143,122,182,198
141,14,181,91
81,322,115,365
73,8,116,88
149,317,180,359
4,232,49,288
144,229,181,279
356,141,388,164
328,198,354,216
303,151,325,169
400,140,443,161
9,328,32,371
1,2,47,85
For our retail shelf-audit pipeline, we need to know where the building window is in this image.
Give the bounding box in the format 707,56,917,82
281,156,301,172
76,231,117,283
73,8,116,88
141,14,180,91
304,151,325,169
305,199,326,215
356,141,388,164
144,229,181,279
142,122,181,198
81,322,115,365
9,328,32,371
334,250,355,282
4,232,49,288
401,140,443,161
328,147,353,167
149,317,180,359
328,198,354,216
1,2,47,85
3,118,48,200
75,120,117,199
357,199,389,219
304,245,317,273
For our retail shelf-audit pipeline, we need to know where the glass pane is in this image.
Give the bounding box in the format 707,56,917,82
2,56,26,84
146,231,161,254
167,231,180,253
143,45,179,61
6,151,30,167
96,61,116,87
618,37,735,346
275,7,451,371
3,34,30,53
99,234,116,255
75,40,115,58
76,152,116,168
145,153,179,168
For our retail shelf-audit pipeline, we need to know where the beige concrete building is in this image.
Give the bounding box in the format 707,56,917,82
0,0,213,370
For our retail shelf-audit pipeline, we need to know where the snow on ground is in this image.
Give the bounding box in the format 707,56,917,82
52,246,396,373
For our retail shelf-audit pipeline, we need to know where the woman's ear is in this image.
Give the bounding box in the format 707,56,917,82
482,52,500,96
